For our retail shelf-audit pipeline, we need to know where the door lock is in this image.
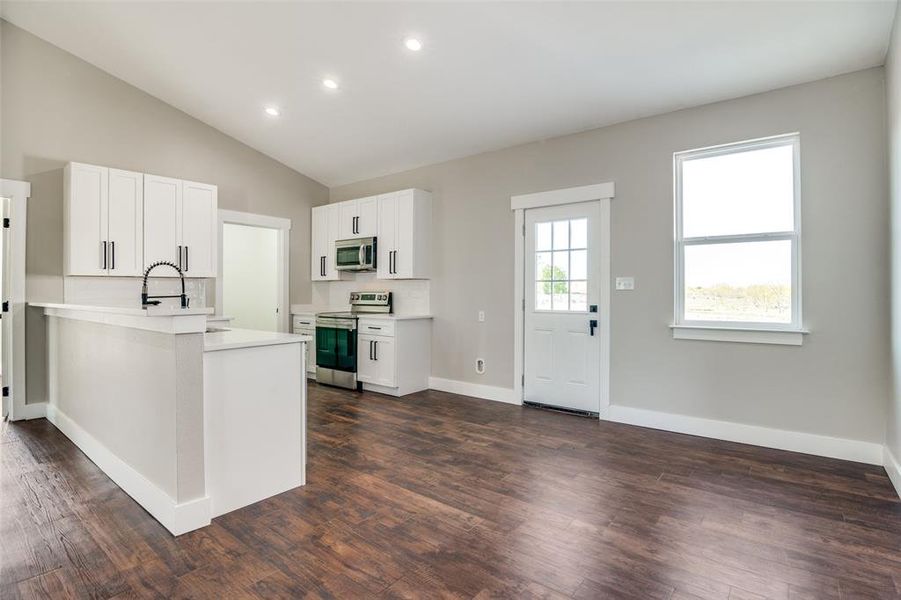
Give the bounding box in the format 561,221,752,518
589,319,598,336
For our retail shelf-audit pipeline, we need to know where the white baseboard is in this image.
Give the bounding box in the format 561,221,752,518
428,377,520,405
45,404,210,535
15,402,47,420
607,405,884,466
884,446,901,499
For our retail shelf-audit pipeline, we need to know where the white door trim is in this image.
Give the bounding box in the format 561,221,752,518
512,182,614,417
216,209,291,333
1,179,30,420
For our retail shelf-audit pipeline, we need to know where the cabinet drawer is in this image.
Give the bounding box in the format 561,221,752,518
292,315,316,329
358,319,395,337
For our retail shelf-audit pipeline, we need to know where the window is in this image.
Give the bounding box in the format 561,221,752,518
534,218,588,312
674,134,803,343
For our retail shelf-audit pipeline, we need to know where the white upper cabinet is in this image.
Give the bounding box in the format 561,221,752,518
377,189,432,280
107,169,144,276
65,162,143,277
144,174,218,277
180,181,217,277
338,196,378,239
311,203,343,281
143,174,181,273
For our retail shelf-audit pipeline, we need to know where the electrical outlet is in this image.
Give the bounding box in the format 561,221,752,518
615,277,635,291
475,358,486,374
478,310,485,322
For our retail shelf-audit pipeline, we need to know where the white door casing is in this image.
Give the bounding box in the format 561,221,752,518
524,202,603,413
1,178,30,420
511,182,614,417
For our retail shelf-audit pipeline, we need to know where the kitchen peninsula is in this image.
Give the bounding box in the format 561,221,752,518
31,302,309,535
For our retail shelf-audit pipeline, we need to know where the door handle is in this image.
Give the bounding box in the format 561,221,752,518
178,245,183,270
111,241,115,270
589,319,598,336
369,340,374,360
185,245,189,272
373,340,378,361
102,241,107,270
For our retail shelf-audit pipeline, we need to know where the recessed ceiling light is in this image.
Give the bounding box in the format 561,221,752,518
322,78,339,90
404,38,423,52
264,106,280,117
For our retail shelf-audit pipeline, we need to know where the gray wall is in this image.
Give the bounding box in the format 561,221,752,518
332,68,890,445
887,12,901,462
0,21,329,403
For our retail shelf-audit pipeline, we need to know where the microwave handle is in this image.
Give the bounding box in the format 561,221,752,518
359,244,365,266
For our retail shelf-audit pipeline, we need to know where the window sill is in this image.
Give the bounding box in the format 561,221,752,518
671,325,808,346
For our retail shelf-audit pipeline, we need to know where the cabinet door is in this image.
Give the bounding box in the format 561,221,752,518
65,162,109,276
356,196,379,237
107,169,143,276
325,204,343,280
338,200,358,239
144,175,181,273
311,206,328,281
393,191,416,279
376,193,397,279
357,334,379,384
372,337,396,387
180,181,218,277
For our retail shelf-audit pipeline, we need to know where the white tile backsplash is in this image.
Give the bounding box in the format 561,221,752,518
64,276,209,311
313,274,430,315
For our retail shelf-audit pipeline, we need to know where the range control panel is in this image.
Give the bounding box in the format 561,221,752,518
349,291,392,313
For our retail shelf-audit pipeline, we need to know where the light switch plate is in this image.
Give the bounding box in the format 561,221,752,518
615,277,635,291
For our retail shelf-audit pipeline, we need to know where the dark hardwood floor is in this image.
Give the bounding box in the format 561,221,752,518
2,383,901,599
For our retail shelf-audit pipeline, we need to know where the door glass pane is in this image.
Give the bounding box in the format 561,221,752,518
570,218,587,249
684,240,792,323
551,281,569,311
570,281,587,312
570,250,587,280
535,282,552,310
682,143,794,238
552,251,569,280
553,221,568,250
535,222,552,251
535,251,552,281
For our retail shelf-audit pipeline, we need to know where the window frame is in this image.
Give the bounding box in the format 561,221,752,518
673,133,803,336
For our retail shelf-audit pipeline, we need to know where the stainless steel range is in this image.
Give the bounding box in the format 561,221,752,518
315,291,392,390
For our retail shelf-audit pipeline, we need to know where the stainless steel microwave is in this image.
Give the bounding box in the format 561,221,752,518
335,237,377,271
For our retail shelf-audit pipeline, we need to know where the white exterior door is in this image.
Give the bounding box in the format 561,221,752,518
144,174,181,271
65,163,108,276
180,180,217,277
524,201,604,413
107,168,143,276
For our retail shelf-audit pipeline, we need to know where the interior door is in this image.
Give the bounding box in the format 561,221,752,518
180,181,217,277
144,174,180,273
66,163,108,276
524,201,602,413
107,168,143,276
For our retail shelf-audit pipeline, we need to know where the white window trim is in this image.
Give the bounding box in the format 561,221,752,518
673,133,805,345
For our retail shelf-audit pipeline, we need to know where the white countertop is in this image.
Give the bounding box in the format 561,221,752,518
31,302,213,317
204,328,312,352
356,314,433,321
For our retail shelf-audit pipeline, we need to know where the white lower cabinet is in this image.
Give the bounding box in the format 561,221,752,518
292,314,317,376
356,317,431,396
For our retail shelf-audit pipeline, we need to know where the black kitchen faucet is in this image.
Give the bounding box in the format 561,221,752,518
141,261,188,308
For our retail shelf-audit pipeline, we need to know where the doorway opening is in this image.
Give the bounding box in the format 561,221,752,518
216,210,291,332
